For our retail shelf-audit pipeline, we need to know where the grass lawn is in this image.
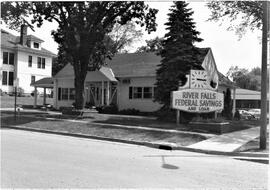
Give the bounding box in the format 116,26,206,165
1,111,206,146
0,95,53,108
237,134,269,153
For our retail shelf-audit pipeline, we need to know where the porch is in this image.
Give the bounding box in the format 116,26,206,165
30,77,54,108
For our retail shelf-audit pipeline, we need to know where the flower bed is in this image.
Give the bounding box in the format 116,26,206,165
188,117,249,134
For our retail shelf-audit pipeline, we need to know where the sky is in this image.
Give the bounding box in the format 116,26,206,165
2,2,262,75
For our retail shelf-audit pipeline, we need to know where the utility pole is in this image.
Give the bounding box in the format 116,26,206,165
260,1,269,149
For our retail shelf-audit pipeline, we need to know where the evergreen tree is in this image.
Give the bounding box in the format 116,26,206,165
155,2,203,108
222,88,233,120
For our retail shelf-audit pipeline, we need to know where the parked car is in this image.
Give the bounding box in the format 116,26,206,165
238,109,254,120
247,109,261,120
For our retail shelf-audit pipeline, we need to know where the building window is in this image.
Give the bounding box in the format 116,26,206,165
2,52,14,65
133,87,142,99
8,72,14,86
129,86,155,99
3,52,8,64
62,88,69,100
69,88,75,100
42,58,45,69
37,57,41,68
9,53,14,65
58,88,62,100
31,75,35,84
28,56,32,67
34,42,39,49
58,88,75,101
2,71,7,85
143,87,153,99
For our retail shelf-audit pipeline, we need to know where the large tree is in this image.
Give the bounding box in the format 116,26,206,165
207,1,263,37
52,21,143,76
155,2,203,108
136,36,164,53
227,66,269,91
1,2,157,109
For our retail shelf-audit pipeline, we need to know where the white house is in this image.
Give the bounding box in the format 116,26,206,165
51,48,234,112
0,25,56,95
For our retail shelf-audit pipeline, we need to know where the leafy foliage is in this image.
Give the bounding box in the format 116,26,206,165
154,2,203,108
207,1,263,37
136,36,164,53
226,66,264,91
52,21,143,76
1,2,158,109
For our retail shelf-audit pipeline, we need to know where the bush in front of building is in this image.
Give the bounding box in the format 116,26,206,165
234,110,241,120
97,104,118,114
222,88,233,120
118,108,141,116
155,107,196,124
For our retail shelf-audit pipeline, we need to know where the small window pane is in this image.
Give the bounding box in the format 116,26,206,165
133,87,142,99
42,58,45,69
34,42,39,49
129,87,133,99
58,88,62,100
69,88,75,100
37,57,41,68
28,56,32,67
8,72,14,86
31,76,35,84
62,88,69,100
3,52,8,64
2,71,7,85
143,87,153,99
9,53,14,65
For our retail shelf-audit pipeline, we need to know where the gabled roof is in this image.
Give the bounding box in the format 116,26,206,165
55,49,234,88
31,77,54,88
55,63,117,82
106,52,161,77
105,48,211,78
1,29,56,57
26,34,44,42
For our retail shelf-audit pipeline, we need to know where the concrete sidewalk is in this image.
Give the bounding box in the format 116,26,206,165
188,127,262,152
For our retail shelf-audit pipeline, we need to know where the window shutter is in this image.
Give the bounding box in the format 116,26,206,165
58,88,62,100
129,87,133,99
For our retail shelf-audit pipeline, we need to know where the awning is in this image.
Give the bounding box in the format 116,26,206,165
31,77,54,88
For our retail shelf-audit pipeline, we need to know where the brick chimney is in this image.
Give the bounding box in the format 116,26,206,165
20,24,27,46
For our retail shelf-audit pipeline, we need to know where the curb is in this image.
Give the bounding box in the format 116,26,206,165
2,125,269,158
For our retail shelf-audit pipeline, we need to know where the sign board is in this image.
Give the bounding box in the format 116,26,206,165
14,78,19,87
172,88,224,113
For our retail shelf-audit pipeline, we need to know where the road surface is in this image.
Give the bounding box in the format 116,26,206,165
1,129,268,189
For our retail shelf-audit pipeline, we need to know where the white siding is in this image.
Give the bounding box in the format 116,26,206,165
16,51,52,94
0,49,16,93
117,77,162,112
54,78,75,109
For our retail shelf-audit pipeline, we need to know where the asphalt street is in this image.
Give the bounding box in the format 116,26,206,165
1,129,268,189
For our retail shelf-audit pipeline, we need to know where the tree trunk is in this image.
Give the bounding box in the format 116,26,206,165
73,58,88,110
74,74,85,109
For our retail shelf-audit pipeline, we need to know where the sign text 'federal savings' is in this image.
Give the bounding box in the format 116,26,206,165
172,89,224,112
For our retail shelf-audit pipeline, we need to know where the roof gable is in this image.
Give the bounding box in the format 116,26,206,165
1,29,56,57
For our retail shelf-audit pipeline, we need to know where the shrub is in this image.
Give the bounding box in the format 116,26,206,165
155,106,196,124
97,104,118,114
191,116,229,123
234,110,241,120
85,102,95,109
119,108,141,116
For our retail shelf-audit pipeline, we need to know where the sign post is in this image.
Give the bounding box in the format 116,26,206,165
14,78,19,120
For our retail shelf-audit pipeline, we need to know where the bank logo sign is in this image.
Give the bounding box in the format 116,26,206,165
172,70,224,113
